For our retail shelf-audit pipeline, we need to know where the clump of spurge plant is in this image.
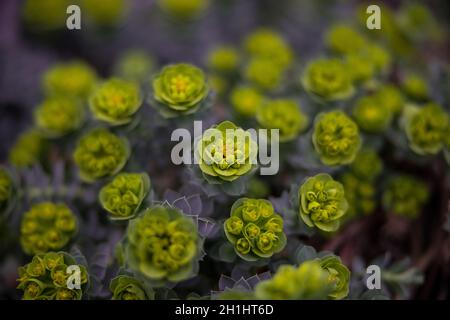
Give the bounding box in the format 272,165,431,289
151,63,210,118
73,128,130,182
121,205,202,286
89,78,142,126
298,173,348,232
317,255,350,300
196,121,258,183
99,173,151,220
312,110,361,166
224,198,286,261
17,252,88,300
256,99,308,142
20,202,77,255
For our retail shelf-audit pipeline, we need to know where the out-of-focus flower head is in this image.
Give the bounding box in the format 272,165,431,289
244,57,285,91
383,175,429,218
254,261,332,299
224,198,286,261
110,275,154,300
0,167,13,216
344,53,376,84
312,111,361,166
401,73,429,101
196,121,258,183
73,128,130,182
339,172,376,219
375,84,405,115
20,202,77,255
99,173,151,221
114,50,155,83
350,148,383,181
317,255,350,300
402,103,449,155
17,251,88,300
397,3,443,42
256,99,308,142
352,95,392,133
34,96,85,138
152,63,210,118
122,205,202,286
325,24,366,55
89,78,142,126
363,43,391,74
22,0,70,31
298,173,348,232
302,58,354,101
207,46,240,74
230,86,264,117
246,178,270,199
9,129,47,168
81,0,127,27
157,0,210,20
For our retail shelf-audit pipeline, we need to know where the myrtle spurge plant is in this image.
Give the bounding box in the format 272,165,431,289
207,46,240,74
317,255,350,300
110,275,154,300
353,95,392,133
230,86,264,117
20,202,77,255
17,252,88,300
224,198,286,261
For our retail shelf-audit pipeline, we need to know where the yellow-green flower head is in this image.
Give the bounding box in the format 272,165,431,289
89,78,142,126
34,96,85,138
0,167,13,213
208,74,228,97
340,172,376,219
20,202,77,255
350,148,383,181
401,74,429,101
81,0,127,26
99,173,151,220
312,111,361,166
244,28,293,69
403,103,449,155
375,84,404,115
73,128,130,182
364,43,391,74
345,53,376,83
383,175,429,219
9,129,47,168
22,0,70,31
302,58,355,101
43,61,97,99
224,198,286,261
254,261,332,300
256,99,308,142
124,206,201,285
17,251,88,300
110,275,154,300
230,86,264,117
158,0,209,20
325,24,366,55
352,96,392,133
317,255,350,300
152,63,209,117
244,57,284,91
207,46,240,74
299,173,348,232
197,121,258,183
114,50,155,83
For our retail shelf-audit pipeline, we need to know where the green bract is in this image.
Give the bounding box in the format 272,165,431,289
375,84,404,115
110,275,154,300
34,96,85,138
17,251,88,300
403,103,449,155
207,46,240,73
196,121,258,183
325,24,366,55
230,86,264,117
0,167,13,215
89,78,142,125
99,173,151,220
244,57,284,91
317,255,350,300
123,206,202,286
312,111,361,166
73,128,130,182
340,173,376,219
302,58,354,101
256,99,308,142
43,61,97,99
383,175,429,219
352,96,392,133
152,63,209,118
20,202,77,255
299,173,348,232
8,129,47,168
350,148,383,181
254,261,332,300
114,50,155,83
224,198,286,261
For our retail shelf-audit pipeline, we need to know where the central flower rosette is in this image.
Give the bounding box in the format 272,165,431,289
196,121,258,183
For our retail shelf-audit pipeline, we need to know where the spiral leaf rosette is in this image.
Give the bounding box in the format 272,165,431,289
312,110,361,166
224,198,286,261
20,202,77,255
122,205,203,286
73,128,130,182
99,172,151,220
17,251,88,300
151,63,210,118
317,255,350,300
110,275,154,300
299,173,348,232
196,121,258,183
